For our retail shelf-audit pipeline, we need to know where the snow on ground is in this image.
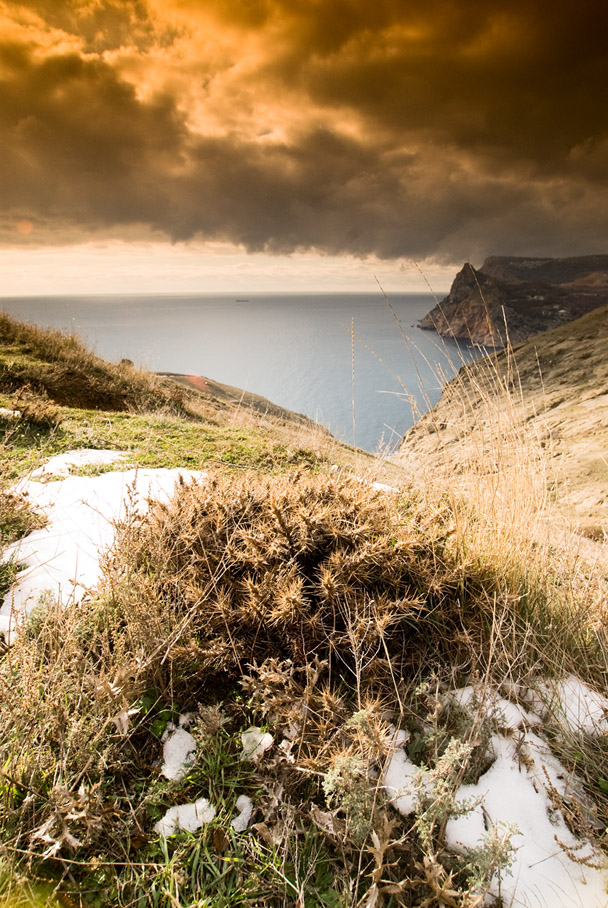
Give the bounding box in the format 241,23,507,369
154,798,216,836
446,731,607,908
0,450,205,640
450,685,542,731
532,675,608,736
240,726,274,763
153,794,255,837
382,729,420,816
231,795,254,832
161,716,197,781
29,449,128,478
382,688,608,908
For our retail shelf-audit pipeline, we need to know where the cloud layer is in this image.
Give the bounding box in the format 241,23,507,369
1,0,607,262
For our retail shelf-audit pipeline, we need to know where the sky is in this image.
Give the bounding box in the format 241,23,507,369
0,0,607,294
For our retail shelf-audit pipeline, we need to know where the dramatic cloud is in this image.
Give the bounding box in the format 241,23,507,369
1,0,607,263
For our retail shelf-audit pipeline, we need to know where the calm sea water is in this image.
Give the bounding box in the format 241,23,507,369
0,293,479,452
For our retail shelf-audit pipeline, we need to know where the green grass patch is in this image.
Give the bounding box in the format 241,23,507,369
0,405,326,482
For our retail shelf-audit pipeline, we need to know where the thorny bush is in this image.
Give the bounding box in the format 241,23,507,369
101,471,511,697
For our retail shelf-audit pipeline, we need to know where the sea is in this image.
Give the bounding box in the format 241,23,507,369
0,292,480,453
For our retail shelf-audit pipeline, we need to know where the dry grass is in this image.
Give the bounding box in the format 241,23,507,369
103,473,495,690
0,312,199,418
396,327,608,683
398,306,608,539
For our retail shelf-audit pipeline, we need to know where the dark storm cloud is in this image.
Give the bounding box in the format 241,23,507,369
1,0,607,260
0,41,185,226
259,0,608,174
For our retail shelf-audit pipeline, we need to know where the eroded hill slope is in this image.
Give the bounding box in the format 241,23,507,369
399,304,608,536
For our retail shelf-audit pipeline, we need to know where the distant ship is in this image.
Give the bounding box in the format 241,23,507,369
235,298,250,302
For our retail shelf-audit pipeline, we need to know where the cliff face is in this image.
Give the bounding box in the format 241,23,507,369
420,255,608,346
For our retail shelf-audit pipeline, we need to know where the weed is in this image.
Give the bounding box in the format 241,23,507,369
13,387,62,431
0,491,45,547
323,753,374,846
464,822,519,897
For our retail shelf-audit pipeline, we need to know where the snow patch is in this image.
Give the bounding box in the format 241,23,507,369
445,732,608,907
371,480,398,493
161,723,197,781
382,729,420,817
384,688,608,908
353,475,398,494
492,697,541,730
1,451,205,640
538,674,608,736
231,795,254,832
450,685,541,730
154,798,216,836
240,727,273,762
30,449,127,478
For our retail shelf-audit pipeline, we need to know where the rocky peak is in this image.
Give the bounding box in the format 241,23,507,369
420,255,608,346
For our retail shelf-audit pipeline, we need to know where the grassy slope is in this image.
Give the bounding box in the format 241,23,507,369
2,312,608,908
398,304,608,537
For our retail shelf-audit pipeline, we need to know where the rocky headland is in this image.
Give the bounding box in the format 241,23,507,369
420,254,608,346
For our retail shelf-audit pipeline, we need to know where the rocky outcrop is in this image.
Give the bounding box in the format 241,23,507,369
420,255,608,346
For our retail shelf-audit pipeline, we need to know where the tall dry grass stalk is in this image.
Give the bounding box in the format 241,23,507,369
394,289,608,692
405,349,548,538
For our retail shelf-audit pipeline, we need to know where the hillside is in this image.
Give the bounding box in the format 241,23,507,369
0,310,403,483
400,304,608,537
157,371,316,423
2,313,608,908
419,254,608,346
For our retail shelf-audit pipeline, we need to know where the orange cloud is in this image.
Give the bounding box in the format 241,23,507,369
0,0,607,263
